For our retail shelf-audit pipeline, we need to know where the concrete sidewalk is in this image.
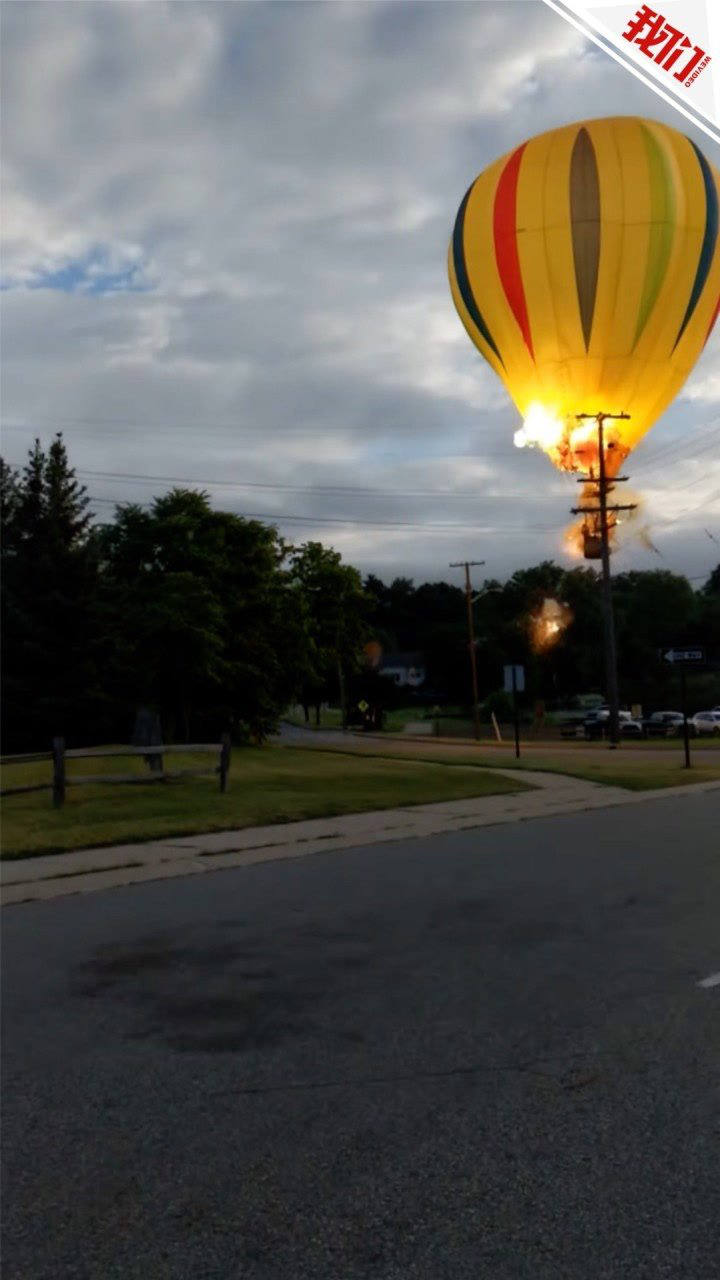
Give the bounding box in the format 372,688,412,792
2,768,718,906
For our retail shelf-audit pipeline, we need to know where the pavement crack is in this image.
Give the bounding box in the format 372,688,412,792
209,1052,613,1098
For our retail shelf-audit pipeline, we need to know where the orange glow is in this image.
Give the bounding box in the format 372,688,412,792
564,483,642,558
514,404,629,478
363,641,382,668
528,597,573,653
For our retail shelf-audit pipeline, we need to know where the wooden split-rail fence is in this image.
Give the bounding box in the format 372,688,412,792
1,736,232,808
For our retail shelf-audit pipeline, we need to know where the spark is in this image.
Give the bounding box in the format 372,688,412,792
528,596,573,653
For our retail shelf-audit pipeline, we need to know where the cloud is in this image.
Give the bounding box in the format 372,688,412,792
1,0,718,585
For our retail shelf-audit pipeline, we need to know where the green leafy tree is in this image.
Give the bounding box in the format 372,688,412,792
290,542,369,725
96,490,303,742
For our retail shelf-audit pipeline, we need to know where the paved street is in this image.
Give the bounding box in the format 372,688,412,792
278,720,720,766
3,792,719,1279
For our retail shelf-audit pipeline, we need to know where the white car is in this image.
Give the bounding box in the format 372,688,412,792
689,711,720,736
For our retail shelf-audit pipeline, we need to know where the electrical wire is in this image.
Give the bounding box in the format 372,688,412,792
62,467,553,502
631,420,720,476
84,494,559,534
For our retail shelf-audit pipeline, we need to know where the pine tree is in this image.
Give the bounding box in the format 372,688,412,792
0,458,20,553
1,436,102,749
44,434,91,551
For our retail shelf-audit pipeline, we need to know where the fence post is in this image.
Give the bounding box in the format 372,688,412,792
52,737,66,808
219,733,231,792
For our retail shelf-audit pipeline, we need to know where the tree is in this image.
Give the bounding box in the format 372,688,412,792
703,563,720,597
96,490,303,742
290,543,369,726
1,436,101,750
0,458,20,552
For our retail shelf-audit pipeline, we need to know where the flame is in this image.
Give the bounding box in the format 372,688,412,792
514,403,638,561
514,404,566,452
514,402,629,477
564,484,642,560
528,596,573,653
563,522,586,559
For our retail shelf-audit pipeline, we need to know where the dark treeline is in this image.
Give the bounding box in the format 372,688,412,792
365,564,720,718
1,436,719,750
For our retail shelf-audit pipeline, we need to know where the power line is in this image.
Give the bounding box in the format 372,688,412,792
72,462,720,500
62,467,550,502
84,495,558,533
653,488,720,527
631,421,720,475
5,413,719,459
5,417,719,485
0,416,517,457
1,416,339,436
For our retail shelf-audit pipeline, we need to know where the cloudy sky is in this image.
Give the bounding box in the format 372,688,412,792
2,0,719,586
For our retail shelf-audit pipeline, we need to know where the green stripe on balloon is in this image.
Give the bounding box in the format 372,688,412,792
633,123,676,349
451,184,504,367
674,140,719,350
570,128,601,351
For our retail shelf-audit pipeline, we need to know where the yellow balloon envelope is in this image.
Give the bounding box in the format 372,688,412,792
449,116,720,473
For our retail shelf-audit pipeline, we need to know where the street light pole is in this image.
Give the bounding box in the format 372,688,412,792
450,559,485,741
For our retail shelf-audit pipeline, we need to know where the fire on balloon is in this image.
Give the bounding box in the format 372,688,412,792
450,119,720,565
514,404,638,556
528,597,573,653
513,403,630,478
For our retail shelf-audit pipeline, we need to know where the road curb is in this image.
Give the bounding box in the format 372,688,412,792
3,774,718,907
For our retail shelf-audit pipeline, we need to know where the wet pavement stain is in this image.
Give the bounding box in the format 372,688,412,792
70,923,376,1055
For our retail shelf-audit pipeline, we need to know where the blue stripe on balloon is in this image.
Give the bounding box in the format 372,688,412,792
674,141,718,349
452,185,504,367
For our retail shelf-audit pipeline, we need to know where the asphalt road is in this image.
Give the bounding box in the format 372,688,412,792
3,792,719,1279
278,721,720,764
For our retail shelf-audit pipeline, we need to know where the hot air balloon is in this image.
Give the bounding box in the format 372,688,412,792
449,116,720,480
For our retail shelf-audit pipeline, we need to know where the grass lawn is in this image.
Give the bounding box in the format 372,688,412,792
0,746,532,860
297,741,720,792
284,706,344,730
471,755,720,791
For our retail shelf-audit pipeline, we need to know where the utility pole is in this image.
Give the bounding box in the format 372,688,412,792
450,560,485,741
572,412,636,748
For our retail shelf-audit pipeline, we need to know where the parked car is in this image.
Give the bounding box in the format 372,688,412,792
584,708,642,739
620,716,644,738
583,708,609,738
688,711,720,736
643,710,685,737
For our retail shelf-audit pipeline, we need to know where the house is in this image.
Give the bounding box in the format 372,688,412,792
379,652,426,689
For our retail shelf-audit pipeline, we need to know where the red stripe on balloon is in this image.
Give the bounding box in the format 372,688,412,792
704,294,720,346
493,144,534,360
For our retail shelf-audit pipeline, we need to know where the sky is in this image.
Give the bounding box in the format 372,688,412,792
1,0,719,587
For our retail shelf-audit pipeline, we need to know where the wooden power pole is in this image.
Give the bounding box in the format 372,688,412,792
450,560,485,741
572,412,636,747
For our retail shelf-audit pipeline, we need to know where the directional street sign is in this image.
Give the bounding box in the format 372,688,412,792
662,647,705,665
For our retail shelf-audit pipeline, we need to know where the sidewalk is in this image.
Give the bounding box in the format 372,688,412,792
2,768,718,906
